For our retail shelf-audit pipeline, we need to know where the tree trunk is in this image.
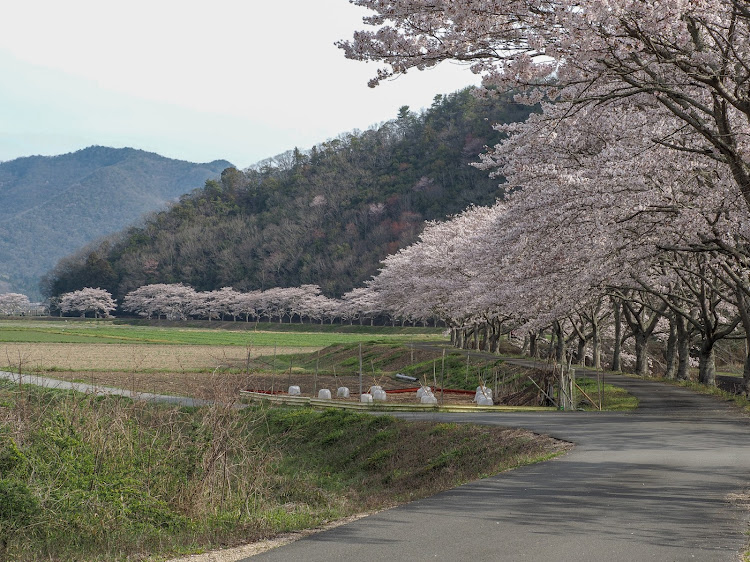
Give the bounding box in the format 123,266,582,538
663,318,677,380
576,336,586,366
591,318,601,369
611,298,622,371
698,339,716,386
634,333,649,377
554,321,565,363
489,321,501,354
742,341,750,397
479,324,488,352
528,331,538,358
675,315,690,381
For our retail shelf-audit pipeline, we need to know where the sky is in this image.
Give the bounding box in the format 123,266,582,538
0,0,479,169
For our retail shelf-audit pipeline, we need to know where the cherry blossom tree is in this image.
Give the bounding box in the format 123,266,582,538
0,293,31,316
342,287,382,325
60,288,116,318
228,289,264,322
341,0,750,213
340,1,750,389
122,284,197,320
479,97,750,378
362,91,750,384
190,290,225,321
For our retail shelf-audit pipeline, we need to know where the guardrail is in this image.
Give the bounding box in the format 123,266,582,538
239,390,555,413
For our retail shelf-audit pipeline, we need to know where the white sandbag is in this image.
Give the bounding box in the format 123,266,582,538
288,385,301,396
475,386,493,398
372,389,387,402
421,393,438,404
360,393,373,404
318,389,332,399
474,386,493,403
416,386,431,398
369,385,383,394
336,387,350,398
476,395,494,406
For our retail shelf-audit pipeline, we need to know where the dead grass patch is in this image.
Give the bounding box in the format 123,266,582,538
0,343,316,372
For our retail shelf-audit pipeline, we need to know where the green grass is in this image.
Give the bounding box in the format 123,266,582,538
0,319,445,347
625,372,750,414
676,379,750,414
115,318,444,335
574,377,639,411
398,349,508,390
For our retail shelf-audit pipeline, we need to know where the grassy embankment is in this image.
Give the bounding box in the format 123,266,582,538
0,381,568,561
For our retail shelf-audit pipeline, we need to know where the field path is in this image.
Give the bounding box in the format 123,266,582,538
245,370,750,562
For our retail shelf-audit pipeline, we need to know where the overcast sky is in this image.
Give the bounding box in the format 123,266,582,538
0,0,479,169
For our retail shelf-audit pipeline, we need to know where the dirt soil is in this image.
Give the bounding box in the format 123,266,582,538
41,370,485,405
244,372,483,405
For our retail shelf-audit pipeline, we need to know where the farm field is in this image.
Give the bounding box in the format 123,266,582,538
0,342,309,372
0,319,443,346
0,319,453,401
0,318,633,410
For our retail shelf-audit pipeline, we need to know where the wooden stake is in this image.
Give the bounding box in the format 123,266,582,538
440,348,445,405
314,351,319,396
272,343,277,394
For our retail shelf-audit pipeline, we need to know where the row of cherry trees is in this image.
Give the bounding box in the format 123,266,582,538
333,0,750,394
356,98,750,391
121,283,414,325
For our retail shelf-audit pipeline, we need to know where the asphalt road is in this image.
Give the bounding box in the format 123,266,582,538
246,372,750,561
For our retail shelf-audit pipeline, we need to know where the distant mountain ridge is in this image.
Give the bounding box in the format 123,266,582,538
0,146,231,298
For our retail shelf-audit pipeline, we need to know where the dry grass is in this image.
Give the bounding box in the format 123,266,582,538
1,343,316,372
0,342,482,404
25,370,481,406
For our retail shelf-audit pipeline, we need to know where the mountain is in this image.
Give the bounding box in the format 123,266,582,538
43,89,536,302
0,146,231,298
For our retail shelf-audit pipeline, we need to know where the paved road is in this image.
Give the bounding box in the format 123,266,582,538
247,372,750,561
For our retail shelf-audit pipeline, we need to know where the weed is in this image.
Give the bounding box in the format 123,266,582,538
321,429,346,446
431,422,459,434
365,449,394,470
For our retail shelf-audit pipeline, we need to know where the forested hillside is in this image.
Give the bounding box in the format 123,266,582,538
0,146,230,298
44,89,534,301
